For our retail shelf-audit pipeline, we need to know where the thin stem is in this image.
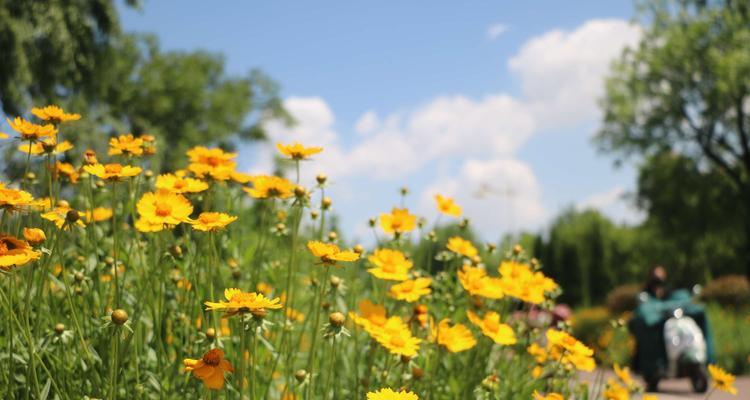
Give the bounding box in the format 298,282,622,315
306,265,331,399
109,328,121,400
111,182,120,307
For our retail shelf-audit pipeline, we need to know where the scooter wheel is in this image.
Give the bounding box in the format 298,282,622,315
690,364,708,393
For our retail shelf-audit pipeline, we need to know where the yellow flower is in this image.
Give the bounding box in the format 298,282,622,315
379,207,417,236
498,260,557,305
205,288,282,317
708,364,737,395
532,391,564,400
545,329,596,372
55,161,79,183
85,207,113,223
531,366,543,379
31,105,81,123
186,146,240,181
642,396,658,400
276,142,323,160
389,278,431,303
432,319,476,353
602,379,629,400
23,228,46,245
0,184,35,213
446,236,478,258
527,342,548,364
183,348,233,390
0,234,41,270
613,363,634,388
7,117,57,140
371,316,421,357
42,206,86,230
435,194,461,217
155,173,208,194
367,248,412,281
191,212,238,232
366,388,419,400
306,240,359,266
83,163,142,181
18,138,73,156
108,134,144,156
467,311,516,345
243,175,296,199
349,299,388,335
457,265,504,299
135,190,193,231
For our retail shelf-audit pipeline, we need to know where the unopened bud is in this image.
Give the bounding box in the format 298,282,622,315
54,323,65,335
295,369,308,383
322,197,332,210
316,174,327,185
353,244,364,254
329,312,345,327
294,186,306,198
330,275,341,288
328,231,337,241
512,244,523,255
310,211,319,220
206,328,216,340
368,218,376,227
111,309,129,325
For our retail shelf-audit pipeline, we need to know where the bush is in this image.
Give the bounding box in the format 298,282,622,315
701,274,750,307
707,303,750,374
571,307,633,367
606,283,641,314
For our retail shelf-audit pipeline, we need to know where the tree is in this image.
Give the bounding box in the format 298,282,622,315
596,0,750,277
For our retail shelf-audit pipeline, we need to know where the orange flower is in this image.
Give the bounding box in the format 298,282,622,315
205,288,282,317
7,117,57,140
0,183,35,213
432,319,476,353
457,265,504,299
22,228,46,245
467,311,516,345
85,207,113,223
183,348,234,390
243,175,296,199
18,138,73,156
307,241,360,266
0,234,42,270
349,299,388,335
83,163,142,181
191,212,238,232
108,134,144,156
135,190,193,231
276,142,323,160
155,173,208,194
389,278,432,303
55,161,79,183
42,205,86,230
31,105,81,123
435,194,461,217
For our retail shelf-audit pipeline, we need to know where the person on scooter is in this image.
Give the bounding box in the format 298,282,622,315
629,265,716,392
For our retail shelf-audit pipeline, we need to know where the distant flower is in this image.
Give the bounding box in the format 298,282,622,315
371,316,421,357
613,363,635,388
447,236,478,258
367,248,412,281
183,348,233,390
498,260,557,305
0,234,41,270
18,138,73,156
0,183,35,213
191,212,237,232
276,142,323,160
602,379,629,400
349,299,388,335
83,163,142,181
108,134,144,156
708,364,737,395
432,319,476,353
532,391,564,400
85,207,113,223
306,241,359,266
435,194,461,217
156,173,208,194
467,311,516,345
135,190,193,231
23,228,46,245
205,288,282,317
6,117,57,141
31,105,81,123
55,161,79,183
545,329,595,372
457,265,504,299
186,146,239,181
366,388,419,400
379,208,417,236
243,175,296,199
527,342,548,364
389,278,431,303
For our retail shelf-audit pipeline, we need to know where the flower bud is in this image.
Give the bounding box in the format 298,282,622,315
206,328,216,341
294,186,307,198
74,271,84,283
330,275,341,288
321,197,332,210
295,369,308,383
329,312,345,327
310,211,319,220
512,244,523,255
276,223,286,231
368,218,376,227
144,170,153,178
57,200,70,208
353,244,364,254
111,309,129,325
169,245,183,258
54,323,65,335
25,172,36,181
327,231,337,241
316,174,327,185
400,186,409,196
400,354,412,363
412,366,424,379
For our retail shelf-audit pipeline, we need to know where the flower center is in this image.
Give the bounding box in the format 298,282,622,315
155,203,172,217
200,213,220,223
400,281,414,291
105,164,123,174
174,180,187,189
202,349,222,366
390,335,406,347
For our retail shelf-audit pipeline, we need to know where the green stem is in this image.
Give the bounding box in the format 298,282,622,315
111,182,120,307
306,265,331,399
109,328,121,400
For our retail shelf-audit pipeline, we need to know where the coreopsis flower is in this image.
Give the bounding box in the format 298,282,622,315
349,299,388,335
155,173,208,194
467,311,516,345
708,364,737,395
366,388,419,400
435,194,461,217
532,391,564,400
30,105,81,123
527,342,548,364
602,379,629,400
108,134,144,156
0,184,35,213
204,288,282,317
135,190,193,231
498,261,557,305
7,117,57,140
371,316,421,357
183,348,233,390
613,363,635,388
389,278,432,302
379,208,417,236
83,149,98,165
41,206,86,230
276,142,323,160
85,207,113,223
83,163,142,181
306,240,359,266
545,329,595,372
0,234,42,270
191,212,238,232
243,175,296,199
457,265,504,299
55,161,80,183
187,146,239,181
18,138,73,156
432,319,476,353
446,236,478,258
23,228,46,245
367,248,412,281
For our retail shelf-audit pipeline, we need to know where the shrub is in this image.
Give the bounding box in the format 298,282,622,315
605,283,641,314
701,274,750,307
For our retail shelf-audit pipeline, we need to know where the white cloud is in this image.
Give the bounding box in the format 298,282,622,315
577,185,645,224
487,23,509,40
354,111,379,135
508,19,641,128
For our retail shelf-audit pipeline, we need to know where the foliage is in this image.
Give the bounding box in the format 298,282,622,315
701,275,750,308
606,284,641,315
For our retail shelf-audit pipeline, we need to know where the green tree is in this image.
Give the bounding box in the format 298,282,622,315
596,0,750,277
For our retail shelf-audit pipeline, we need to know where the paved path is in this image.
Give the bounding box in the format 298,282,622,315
581,370,750,399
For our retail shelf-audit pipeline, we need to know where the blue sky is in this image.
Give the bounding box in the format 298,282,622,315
119,1,642,241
